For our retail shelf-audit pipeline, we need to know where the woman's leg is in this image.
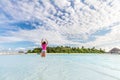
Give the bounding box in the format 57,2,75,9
41,51,46,57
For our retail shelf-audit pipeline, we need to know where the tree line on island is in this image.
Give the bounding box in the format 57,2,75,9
27,46,105,53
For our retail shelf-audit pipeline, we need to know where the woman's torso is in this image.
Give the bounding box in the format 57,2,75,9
42,44,47,50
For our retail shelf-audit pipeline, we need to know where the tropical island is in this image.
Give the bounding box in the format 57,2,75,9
27,46,105,53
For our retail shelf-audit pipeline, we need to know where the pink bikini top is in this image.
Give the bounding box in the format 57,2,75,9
42,44,47,50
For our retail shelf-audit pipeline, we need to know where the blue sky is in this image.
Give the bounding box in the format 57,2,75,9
0,0,120,51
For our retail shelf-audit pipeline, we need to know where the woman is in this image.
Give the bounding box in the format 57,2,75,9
41,39,48,57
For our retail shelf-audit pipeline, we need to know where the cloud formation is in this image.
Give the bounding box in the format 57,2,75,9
0,0,120,51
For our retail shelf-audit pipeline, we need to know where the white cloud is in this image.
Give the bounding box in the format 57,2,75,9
0,36,24,43
0,0,120,51
83,24,120,51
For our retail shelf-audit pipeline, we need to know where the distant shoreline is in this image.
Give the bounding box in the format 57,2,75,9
0,52,120,55
0,52,23,55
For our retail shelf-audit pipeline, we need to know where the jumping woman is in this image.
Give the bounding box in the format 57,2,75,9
41,39,48,57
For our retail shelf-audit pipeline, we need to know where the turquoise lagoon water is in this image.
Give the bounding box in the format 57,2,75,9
0,54,120,80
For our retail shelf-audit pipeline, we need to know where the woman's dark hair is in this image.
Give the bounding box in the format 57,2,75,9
42,41,46,44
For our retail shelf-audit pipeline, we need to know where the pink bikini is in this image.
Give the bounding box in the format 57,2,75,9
42,44,47,50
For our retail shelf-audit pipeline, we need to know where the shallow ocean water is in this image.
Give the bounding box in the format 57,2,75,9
0,53,120,80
